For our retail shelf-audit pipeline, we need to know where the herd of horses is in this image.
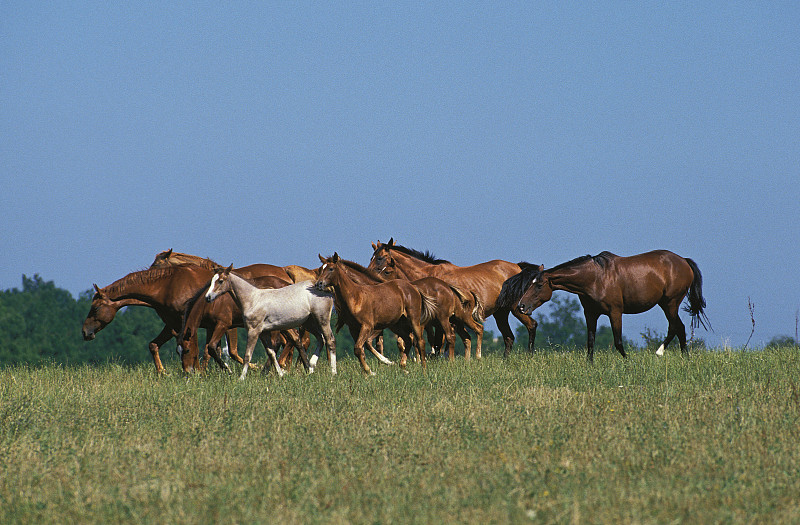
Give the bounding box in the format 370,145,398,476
81,239,709,377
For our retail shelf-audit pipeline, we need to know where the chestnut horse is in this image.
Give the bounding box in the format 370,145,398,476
315,253,436,374
367,238,538,358
82,265,222,373
319,254,484,360
514,250,709,362
204,266,334,378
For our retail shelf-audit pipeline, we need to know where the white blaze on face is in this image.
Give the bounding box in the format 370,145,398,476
206,274,220,301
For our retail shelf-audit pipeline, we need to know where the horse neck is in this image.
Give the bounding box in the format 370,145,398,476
389,251,437,280
330,266,365,313
225,273,256,311
343,260,386,284
103,271,173,305
548,263,600,295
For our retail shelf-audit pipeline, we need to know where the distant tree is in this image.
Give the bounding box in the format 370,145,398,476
765,335,798,349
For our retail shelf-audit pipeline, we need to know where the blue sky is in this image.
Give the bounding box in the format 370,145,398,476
3,2,798,347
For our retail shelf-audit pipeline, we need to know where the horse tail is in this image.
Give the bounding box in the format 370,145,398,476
496,262,541,310
683,258,711,332
419,292,438,326
471,292,485,323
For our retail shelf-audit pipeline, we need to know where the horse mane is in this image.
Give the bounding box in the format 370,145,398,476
386,243,451,265
496,262,543,309
545,251,617,275
102,266,187,297
152,250,219,270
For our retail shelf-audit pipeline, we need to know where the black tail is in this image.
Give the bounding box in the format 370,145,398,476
683,258,711,331
496,262,542,310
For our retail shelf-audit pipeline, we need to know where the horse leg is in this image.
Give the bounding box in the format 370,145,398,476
609,311,627,359
512,309,538,353
657,302,687,356
412,323,427,370
238,328,261,380
290,328,312,374
454,321,472,360
494,310,515,358
318,319,338,375
472,319,485,359
260,333,285,377
376,332,385,356
584,311,599,363
206,324,233,373
225,328,244,364
277,332,293,370
149,325,175,374
366,343,395,366
354,327,375,376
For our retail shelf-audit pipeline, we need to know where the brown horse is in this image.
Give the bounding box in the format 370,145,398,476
151,249,318,368
315,253,436,374
514,250,709,362
367,238,538,358
82,265,220,373
320,255,484,360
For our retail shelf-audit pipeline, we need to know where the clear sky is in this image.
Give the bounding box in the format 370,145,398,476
3,2,798,348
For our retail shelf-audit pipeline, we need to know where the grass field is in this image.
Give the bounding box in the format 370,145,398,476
2,346,799,524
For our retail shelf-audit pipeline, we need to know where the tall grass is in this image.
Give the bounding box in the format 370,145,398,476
1,347,799,524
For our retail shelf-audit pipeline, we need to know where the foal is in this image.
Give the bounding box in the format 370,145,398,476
315,253,435,374
205,266,336,378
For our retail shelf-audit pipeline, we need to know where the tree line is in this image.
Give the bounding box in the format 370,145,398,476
2,274,792,367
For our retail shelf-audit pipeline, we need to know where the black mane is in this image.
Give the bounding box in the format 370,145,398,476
496,262,543,309
546,251,617,274
387,244,451,265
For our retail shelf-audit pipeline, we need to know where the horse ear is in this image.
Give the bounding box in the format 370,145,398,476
332,252,340,262
318,253,326,263
388,237,395,247
538,264,544,272
371,242,377,251
225,264,233,274
93,284,101,294
165,248,173,257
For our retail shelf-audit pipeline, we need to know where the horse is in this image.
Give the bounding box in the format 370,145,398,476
176,274,308,374
204,266,336,379
82,265,222,373
319,254,484,360
514,250,710,362
315,253,436,374
367,238,539,358
151,249,318,369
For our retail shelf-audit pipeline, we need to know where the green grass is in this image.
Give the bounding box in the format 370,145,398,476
2,347,799,524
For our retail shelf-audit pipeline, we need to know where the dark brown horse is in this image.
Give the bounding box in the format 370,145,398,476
315,253,436,374
514,250,709,362
367,238,538,358
320,255,484,360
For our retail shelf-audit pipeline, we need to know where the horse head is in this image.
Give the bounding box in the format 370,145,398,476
315,253,342,293
367,238,398,276
82,285,119,340
517,268,551,315
205,264,233,303
150,249,174,268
